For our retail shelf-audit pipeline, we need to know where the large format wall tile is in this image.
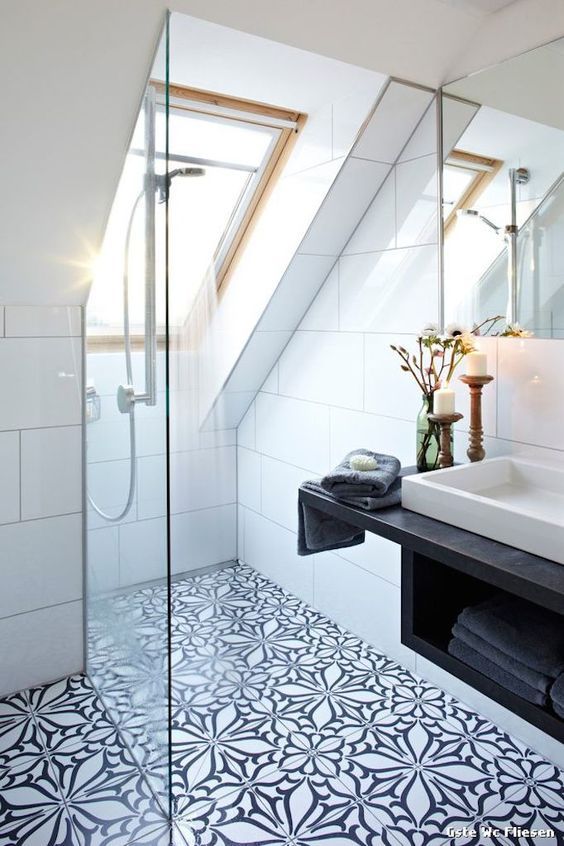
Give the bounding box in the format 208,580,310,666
0,514,82,618
343,170,396,256
395,153,438,248
0,601,83,698
497,337,564,450
21,426,82,520
0,337,82,430
171,504,237,575
329,407,414,468
261,455,311,532
0,430,20,525
5,306,82,337
278,331,364,410
339,245,439,333
255,393,330,475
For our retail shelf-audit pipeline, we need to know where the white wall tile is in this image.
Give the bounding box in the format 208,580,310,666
0,338,82,430
255,393,330,475
398,101,437,162
5,306,82,337
0,514,82,617
395,154,438,248
497,338,564,450
330,407,413,468
332,89,380,160
299,265,339,331
351,81,432,164
343,170,396,255
87,526,120,595
339,245,439,334
170,446,237,516
300,158,390,257
284,102,332,175
118,517,167,587
364,334,421,420
278,331,364,410
314,553,415,669
0,307,4,337
171,505,236,575
261,456,310,531
237,447,261,511
261,364,279,395
257,255,335,332
0,431,20,525
243,509,314,605
202,392,257,431
21,426,82,520
333,532,401,586
224,332,293,393
0,601,83,698
237,404,256,450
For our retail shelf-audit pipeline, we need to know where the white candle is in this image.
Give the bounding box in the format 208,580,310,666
434,385,456,415
466,350,488,376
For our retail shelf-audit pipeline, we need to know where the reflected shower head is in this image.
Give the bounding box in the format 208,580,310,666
456,208,501,234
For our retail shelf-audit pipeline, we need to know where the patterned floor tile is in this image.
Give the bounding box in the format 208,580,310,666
0,755,76,846
3,561,562,846
0,689,44,775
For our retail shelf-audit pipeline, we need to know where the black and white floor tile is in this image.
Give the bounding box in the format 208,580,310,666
1,561,563,845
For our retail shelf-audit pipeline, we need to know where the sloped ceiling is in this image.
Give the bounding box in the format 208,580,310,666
1,0,563,305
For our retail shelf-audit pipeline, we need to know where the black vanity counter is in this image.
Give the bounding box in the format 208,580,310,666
299,470,564,741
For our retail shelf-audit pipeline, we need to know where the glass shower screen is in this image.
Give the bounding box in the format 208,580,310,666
84,22,172,814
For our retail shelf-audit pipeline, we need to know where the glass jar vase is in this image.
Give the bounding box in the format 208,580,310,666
416,393,446,472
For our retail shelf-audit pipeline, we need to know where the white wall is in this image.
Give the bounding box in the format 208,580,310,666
236,100,564,766
0,306,83,697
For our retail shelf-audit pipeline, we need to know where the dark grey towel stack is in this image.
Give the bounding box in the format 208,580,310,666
551,674,564,719
297,450,401,556
448,594,564,711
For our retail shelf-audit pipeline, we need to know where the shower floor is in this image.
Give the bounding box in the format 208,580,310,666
1,562,563,845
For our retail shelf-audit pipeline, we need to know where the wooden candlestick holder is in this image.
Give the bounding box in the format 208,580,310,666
427,412,463,469
458,374,494,462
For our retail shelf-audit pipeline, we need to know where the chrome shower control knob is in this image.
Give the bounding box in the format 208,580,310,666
117,384,136,414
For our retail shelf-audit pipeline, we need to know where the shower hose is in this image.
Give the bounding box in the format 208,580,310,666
87,190,144,523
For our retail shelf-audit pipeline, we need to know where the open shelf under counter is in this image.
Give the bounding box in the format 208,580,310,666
299,469,564,742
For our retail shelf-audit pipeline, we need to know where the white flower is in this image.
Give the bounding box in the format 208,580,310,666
459,331,478,353
445,322,468,338
502,323,534,338
420,322,439,337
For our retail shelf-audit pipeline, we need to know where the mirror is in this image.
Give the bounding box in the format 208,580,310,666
442,39,564,338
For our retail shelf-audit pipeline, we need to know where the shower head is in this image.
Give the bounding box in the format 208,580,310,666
456,208,501,234
168,167,206,179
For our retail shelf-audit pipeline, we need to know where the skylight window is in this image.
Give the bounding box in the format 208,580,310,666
88,85,302,340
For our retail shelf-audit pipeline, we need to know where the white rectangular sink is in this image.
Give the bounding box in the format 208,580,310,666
402,457,564,565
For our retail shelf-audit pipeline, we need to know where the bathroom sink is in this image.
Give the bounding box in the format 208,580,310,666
402,457,564,565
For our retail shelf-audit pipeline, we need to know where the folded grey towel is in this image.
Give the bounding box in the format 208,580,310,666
448,637,548,706
297,494,364,557
554,700,564,719
297,477,401,556
319,450,401,499
551,672,564,708
459,595,564,678
452,622,553,694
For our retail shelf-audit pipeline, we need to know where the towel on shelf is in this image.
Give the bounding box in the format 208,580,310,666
458,594,564,678
297,484,365,557
452,622,553,694
319,450,401,500
448,637,548,707
297,450,402,556
550,672,564,719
